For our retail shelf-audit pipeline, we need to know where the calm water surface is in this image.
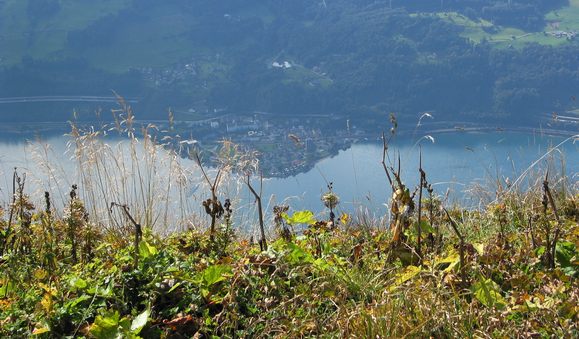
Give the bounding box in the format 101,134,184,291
0,126,577,231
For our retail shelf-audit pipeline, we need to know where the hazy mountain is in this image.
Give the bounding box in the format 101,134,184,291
0,0,577,124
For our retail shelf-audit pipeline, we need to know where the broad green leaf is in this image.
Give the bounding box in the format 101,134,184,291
406,221,434,238
202,265,232,286
472,277,506,309
555,241,576,268
283,210,316,225
91,311,123,339
0,280,15,295
65,294,91,310
139,241,157,259
313,258,331,271
69,277,88,290
118,317,131,332
99,280,114,297
535,246,546,256
418,220,434,233
130,309,150,334
95,311,120,328
286,242,313,264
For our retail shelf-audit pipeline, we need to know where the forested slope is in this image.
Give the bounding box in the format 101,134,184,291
0,0,577,123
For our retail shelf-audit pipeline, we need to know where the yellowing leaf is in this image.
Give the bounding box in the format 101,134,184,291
38,283,56,296
41,293,53,313
32,327,50,335
473,243,485,255
435,251,460,273
33,269,47,280
389,265,421,291
340,213,350,224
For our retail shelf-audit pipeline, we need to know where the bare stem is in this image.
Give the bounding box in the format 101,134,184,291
111,202,142,268
246,174,267,251
443,208,466,284
194,152,223,238
543,172,561,269
417,147,424,257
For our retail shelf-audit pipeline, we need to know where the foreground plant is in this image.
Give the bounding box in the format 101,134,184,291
0,180,576,337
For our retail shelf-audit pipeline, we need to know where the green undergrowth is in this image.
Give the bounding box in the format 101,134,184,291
0,184,577,338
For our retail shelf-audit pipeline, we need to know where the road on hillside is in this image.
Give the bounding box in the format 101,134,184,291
0,96,139,104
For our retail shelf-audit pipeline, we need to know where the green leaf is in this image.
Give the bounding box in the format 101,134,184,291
130,309,150,334
313,258,331,271
167,282,182,294
406,221,434,238
96,311,120,328
0,280,15,296
472,277,506,309
91,310,122,339
65,294,91,311
138,241,157,259
535,246,546,256
418,220,434,233
555,241,576,268
286,242,314,264
283,210,316,225
202,264,232,287
118,317,131,332
69,277,88,290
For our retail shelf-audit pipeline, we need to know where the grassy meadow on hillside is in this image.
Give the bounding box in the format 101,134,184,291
411,0,579,48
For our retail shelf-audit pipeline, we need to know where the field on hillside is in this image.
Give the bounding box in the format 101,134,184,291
414,0,579,49
4,1,579,73
0,0,131,65
0,0,274,72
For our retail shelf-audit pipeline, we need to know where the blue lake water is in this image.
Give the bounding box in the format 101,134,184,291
264,131,578,212
0,125,577,233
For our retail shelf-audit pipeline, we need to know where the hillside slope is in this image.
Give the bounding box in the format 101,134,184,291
0,0,578,123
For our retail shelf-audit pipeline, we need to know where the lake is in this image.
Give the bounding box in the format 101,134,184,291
0,123,577,233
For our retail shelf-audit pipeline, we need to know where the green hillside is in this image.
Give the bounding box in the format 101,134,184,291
0,0,131,66
0,0,578,123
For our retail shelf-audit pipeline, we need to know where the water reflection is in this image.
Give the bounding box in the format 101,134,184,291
0,127,577,233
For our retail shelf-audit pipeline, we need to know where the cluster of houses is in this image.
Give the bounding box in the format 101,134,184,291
172,113,362,177
546,30,577,40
